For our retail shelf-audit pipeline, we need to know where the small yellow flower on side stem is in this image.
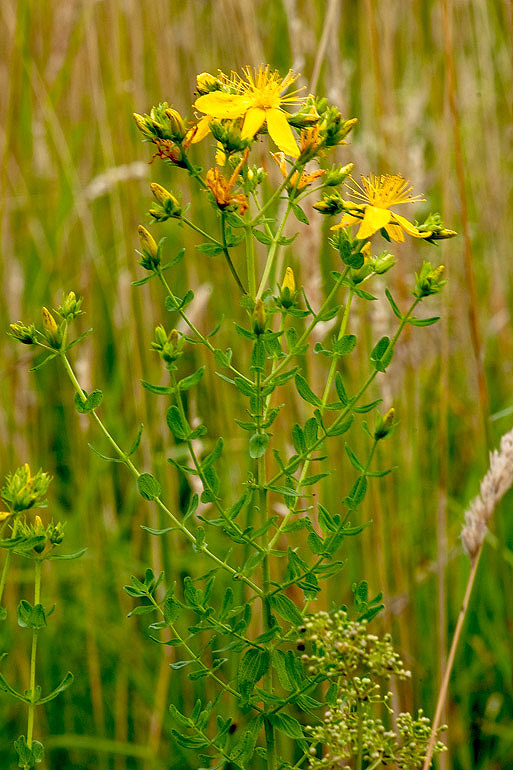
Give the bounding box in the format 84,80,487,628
206,149,249,215
42,307,61,346
332,174,433,242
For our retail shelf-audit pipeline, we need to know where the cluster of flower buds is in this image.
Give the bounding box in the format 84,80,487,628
149,183,182,222
56,291,83,321
9,321,37,346
414,262,447,298
151,326,184,367
1,464,52,517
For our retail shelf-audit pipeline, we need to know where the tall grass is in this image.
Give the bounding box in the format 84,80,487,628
1,1,512,768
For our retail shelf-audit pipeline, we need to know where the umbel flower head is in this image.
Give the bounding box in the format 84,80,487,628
333,174,433,242
194,65,305,158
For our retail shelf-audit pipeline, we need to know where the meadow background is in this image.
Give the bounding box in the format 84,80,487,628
1,1,513,768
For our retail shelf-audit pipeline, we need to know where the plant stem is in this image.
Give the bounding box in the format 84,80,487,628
58,351,263,597
27,559,42,750
220,210,247,294
422,549,481,770
255,365,275,770
256,201,293,300
0,516,19,605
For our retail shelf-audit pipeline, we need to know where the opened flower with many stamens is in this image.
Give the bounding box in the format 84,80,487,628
332,174,433,242
194,65,306,158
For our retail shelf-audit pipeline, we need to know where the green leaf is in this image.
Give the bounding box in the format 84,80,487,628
334,372,348,404
230,715,263,765
141,380,175,395
17,601,46,630
268,712,304,739
0,607,6,621
406,315,440,327
201,437,223,470
178,366,205,391
385,287,403,319
47,548,87,561
126,424,144,457
166,405,189,439
253,229,273,245
345,444,365,472
370,336,393,372
332,334,357,355
249,433,269,458
195,242,223,256
307,531,325,555
327,415,353,436
270,594,303,626
137,473,161,501
238,648,270,698
37,672,74,704
251,338,266,371
14,735,45,767
343,475,368,509
214,347,232,367
74,389,103,414
178,290,194,310
291,202,309,225
295,374,322,407
164,594,182,625
234,377,256,396
29,352,57,372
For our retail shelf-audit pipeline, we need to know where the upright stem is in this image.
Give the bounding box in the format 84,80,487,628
26,560,42,750
255,365,275,770
422,550,481,770
0,516,19,605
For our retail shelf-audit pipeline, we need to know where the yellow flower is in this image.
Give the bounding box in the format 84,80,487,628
332,174,432,242
194,65,304,158
271,152,325,191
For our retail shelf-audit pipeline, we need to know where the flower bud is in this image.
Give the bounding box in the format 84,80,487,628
414,262,446,298
374,408,395,440
137,225,160,270
196,72,219,94
278,267,297,309
1,464,52,513
151,326,183,367
252,299,267,335
42,306,60,346
150,183,182,219
324,163,354,187
372,252,397,275
9,322,37,345
164,108,187,140
133,112,153,137
313,191,345,216
58,291,83,321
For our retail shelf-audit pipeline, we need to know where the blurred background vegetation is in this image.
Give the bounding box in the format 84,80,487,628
1,1,512,768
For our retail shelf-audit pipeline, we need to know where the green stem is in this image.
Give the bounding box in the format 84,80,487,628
249,163,300,228
26,560,42,750
245,222,256,299
58,352,263,597
256,200,293,300
182,216,223,247
262,269,349,386
255,365,275,770
268,295,421,546
220,210,247,294
0,516,18,605
156,269,252,384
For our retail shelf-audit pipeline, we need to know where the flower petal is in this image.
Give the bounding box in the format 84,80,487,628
391,212,432,238
241,107,267,139
194,92,250,119
188,115,212,145
384,223,405,242
266,108,299,157
331,213,361,230
356,206,391,239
